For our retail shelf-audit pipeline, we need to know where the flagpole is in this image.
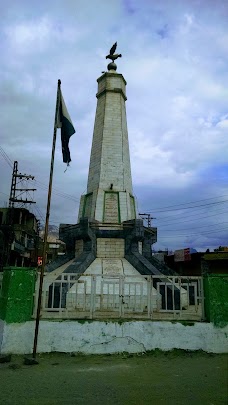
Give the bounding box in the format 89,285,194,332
32,79,61,358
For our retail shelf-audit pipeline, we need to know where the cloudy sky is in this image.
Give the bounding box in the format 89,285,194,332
1,0,228,252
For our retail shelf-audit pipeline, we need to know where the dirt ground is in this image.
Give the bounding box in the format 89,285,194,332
0,351,227,405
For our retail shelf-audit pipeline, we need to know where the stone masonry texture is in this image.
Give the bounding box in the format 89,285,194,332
78,72,136,223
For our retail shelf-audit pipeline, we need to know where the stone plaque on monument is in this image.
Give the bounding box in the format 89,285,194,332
104,192,119,223
103,259,122,275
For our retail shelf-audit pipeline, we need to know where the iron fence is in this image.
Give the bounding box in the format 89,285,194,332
35,273,204,321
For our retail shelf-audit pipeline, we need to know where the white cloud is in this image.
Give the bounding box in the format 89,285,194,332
4,17,52,51
217,119,228,129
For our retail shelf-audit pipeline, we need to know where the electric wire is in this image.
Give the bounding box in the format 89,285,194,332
0,191,9,197
0,147,80,208
143,199,228,214
0,146,13,169
159,220,228,232
155,205,228,224
160,226,228,238
142,194,228,211
157,208,228,227
34,180,80,202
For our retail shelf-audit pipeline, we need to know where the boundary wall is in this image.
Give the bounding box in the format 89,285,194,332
0,320,227,354
0,269,227,355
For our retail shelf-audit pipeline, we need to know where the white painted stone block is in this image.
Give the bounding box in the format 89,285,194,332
97,238,125,258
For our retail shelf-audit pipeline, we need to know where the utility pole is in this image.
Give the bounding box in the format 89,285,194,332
139,213,156,228
4,161,37,267
9,161,36,207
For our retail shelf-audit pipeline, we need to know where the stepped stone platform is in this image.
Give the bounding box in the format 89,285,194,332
57,218,165,276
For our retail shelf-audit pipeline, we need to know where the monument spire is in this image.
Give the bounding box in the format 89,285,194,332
78,43,136,224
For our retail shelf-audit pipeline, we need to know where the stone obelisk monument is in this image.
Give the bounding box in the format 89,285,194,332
58,43,160,275
43,44,176,315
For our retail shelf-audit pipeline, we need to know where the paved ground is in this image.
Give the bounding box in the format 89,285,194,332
0,351,227,404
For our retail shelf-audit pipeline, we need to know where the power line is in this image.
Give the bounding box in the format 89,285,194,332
0,147,80,203
0,191,9,197
160,226,228,238
145,199,228,214
35,206,45,223
159,220,228,232
154,203,225,221
158,208,228,227
34,180,80,202
142,194,228,211
0,146,13,169
27,190,45,223
155,205,228,223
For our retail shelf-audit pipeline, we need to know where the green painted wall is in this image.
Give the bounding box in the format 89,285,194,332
0,267,36,323
204,274,228,327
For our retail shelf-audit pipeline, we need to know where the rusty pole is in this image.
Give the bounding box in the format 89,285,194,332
32,79,61,358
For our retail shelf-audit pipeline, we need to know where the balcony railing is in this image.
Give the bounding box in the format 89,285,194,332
12,240,25,252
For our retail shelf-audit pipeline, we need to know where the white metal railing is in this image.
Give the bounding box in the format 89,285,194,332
35,273,204,321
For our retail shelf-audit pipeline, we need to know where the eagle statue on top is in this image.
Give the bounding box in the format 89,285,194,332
106,42,122,62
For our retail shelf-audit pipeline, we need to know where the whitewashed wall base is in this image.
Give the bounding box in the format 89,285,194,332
0,321,227,355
